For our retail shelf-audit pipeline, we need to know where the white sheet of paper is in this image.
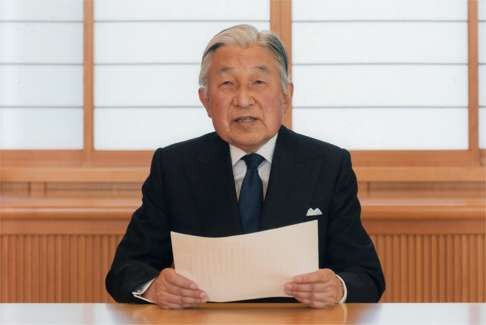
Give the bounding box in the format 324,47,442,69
170,220,318,302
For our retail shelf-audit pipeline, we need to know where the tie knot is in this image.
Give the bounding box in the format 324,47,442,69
242,153,264,170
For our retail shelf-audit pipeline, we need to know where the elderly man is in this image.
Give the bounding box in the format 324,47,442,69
106,24,385,309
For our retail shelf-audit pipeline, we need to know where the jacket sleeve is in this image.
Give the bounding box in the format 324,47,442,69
326,149,386,302
105,149,173,303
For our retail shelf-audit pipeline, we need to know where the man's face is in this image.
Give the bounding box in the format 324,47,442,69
199,45,293,152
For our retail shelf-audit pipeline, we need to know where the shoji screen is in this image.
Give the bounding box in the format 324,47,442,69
0,0,83,149
480,0,485,149
292,0,468,150
94,0,269,150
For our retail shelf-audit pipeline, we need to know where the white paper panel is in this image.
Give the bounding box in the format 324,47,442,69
0,0,83,21
0,108,83,149
0,23,82,63
293,108,468,150
293,22,466,63
481,65,486,148
481,66,486,107
95,65,200,106
95,0,269,20
94,108,214,150
480,109,486,149
293,0,467,20
292,65,467,107
480,23,486,63
95,22,269,63
0,66,82,106
480,1,486,20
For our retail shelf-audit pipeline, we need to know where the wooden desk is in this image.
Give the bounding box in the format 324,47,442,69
0,303,484,325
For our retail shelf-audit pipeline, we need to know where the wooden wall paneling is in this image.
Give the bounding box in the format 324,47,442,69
0,151,83,167
416,235,424,302
478,235,485,301
367,234,486,302
29,182,46,197
351,151,476,167
437,235,446,301
448,235,456,301
0,233,123,302
467,0,480,161
270,0,292,128
83,0,94,164
2,166,485,184
407,234,414,302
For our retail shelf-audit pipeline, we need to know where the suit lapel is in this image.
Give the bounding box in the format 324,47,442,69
185,134,241,236
260,127,323,230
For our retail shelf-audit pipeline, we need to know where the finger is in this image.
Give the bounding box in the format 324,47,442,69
292,291,337,308
162,304,183,310
288,290,327,301
285,282,327,293
309,300,334,309
288,284,342,303
294,296,311,305
162,268,199,290
162,279,207,300
160,291,204,307
293,269,334,283
156,299,184,310
159,283,207,303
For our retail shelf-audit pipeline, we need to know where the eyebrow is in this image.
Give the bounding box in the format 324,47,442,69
254,65,271,74
216,65,271,75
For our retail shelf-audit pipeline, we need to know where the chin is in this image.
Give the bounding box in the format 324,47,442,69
232,138,266,152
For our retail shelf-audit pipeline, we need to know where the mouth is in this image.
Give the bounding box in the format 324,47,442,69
233,116,258,123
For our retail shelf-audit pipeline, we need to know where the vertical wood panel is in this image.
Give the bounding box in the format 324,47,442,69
18,235,25,301
270,0,292,128
478,235,485,301
423,236,431,301
1,230,485,302
468,0,480,160
446,235,454,301
1,236,7,300
370,233,485,303
431,235,438,301
469,235,476,301
416,235,423,302
1,234,121,302
438,235,446,302
407,235,414,302
56,235,62,302
83,0,94,162
60,235,69,302
384,235,392,301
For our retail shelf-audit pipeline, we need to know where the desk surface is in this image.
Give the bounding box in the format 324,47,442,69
0,303,485,325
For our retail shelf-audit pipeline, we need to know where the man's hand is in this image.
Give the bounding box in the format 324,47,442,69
284,269,344,308
143,268,207,309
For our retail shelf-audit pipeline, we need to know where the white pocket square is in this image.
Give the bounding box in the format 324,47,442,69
306,208,323,217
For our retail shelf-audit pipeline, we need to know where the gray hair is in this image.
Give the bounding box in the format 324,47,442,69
198,24,290,92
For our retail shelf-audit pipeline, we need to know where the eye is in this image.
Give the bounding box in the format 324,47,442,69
254,80,266,85
220,80,233,87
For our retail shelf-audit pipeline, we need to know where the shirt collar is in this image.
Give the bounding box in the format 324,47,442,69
229,132,278,166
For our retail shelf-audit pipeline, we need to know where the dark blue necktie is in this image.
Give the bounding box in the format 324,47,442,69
239,153,265,233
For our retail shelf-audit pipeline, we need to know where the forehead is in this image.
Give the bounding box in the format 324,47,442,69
209,45,277,72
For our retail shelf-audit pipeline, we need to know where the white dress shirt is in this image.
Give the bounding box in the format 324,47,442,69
229,133,277,200
133,132,347,303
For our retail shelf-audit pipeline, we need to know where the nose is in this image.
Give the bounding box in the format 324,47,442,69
233,87,255,108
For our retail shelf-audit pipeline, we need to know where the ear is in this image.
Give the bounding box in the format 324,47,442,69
282,82,294,113
198,87,212,117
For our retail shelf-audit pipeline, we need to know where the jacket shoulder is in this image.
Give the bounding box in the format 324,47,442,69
152,132,220,161
282,128,348,159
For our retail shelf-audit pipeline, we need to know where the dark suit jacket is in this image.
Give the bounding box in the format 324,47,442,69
106,126,385,303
